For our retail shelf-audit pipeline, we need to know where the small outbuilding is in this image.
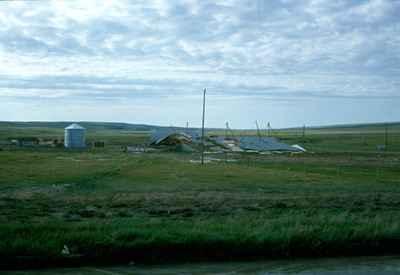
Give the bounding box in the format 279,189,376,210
64,123,86,149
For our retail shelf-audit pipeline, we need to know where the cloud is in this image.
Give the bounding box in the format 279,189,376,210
0,0,399,126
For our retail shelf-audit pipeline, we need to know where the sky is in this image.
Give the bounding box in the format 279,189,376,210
0,0,399,129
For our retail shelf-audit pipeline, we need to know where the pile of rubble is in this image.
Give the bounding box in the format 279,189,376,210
149,129,306,154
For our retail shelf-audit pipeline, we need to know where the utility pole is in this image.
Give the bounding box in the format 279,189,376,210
267,122,271,137
201,88,206,165
302,124,306,139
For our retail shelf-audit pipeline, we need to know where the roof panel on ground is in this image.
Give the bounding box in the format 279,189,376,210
211,136,301,152
239,136,300,151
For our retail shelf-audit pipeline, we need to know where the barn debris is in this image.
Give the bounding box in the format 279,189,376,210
211,136,305,153
125,146,146,153
150,129,201,146
150,128,305,154
291,144,307,152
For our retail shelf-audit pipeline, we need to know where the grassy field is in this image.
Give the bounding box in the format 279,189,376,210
1,122,400,269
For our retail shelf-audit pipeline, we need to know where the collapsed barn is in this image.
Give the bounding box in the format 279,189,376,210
149,129,305,153
149,129,201,152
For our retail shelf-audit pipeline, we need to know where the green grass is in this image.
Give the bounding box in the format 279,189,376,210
3,213,400,262
1,122,400,268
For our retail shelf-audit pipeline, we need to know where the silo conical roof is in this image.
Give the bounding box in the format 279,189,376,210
65,123,85,130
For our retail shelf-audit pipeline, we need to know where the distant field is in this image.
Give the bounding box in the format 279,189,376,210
1,122,400,268
1,121,400,152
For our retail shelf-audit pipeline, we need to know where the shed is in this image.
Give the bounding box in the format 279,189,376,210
64,123,86,149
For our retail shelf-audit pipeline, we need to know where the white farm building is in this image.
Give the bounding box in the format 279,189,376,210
64,123,86,149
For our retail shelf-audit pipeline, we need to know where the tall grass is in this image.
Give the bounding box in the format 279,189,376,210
2,212,400,268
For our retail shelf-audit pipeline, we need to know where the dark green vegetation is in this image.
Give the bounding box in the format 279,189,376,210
1,122,400,269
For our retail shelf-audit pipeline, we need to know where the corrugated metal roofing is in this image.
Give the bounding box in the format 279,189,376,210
211,136,238,147
211,136,301,152
150,128,201,145
292,144,307,152
238,136,300,151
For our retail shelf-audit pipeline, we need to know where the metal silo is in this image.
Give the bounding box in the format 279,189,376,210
64,123,86,148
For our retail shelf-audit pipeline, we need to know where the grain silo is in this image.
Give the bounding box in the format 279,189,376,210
64,123,86,148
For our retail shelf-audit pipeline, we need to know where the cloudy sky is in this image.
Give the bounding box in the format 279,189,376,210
0,0,399,128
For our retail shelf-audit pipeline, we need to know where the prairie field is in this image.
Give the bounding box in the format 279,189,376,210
1,122,400,268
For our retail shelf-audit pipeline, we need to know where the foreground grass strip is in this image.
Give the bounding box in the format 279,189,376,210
2,213,400,269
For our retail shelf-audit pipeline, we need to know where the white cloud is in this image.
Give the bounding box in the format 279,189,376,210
0,0,399,127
